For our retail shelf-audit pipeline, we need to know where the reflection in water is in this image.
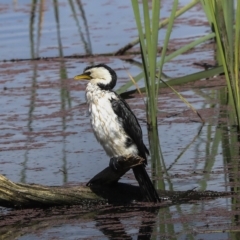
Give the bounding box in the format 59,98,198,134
53,0,64,57
96,206,159,240
20,0,41,182
3,199,238,239
1,204,161,240
53,0,73,183
218,87,240,235
28,0,92,58
21,63,38,183
198,125,221,191
30,0,37,58
21,0,76,183
69,0,92,55
30,0,44,58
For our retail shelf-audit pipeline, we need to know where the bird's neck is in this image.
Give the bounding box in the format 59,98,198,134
85,82,112,104
86,82,103,92
86,81,114,92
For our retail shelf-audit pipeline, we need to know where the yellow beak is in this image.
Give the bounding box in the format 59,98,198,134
74,73,91,80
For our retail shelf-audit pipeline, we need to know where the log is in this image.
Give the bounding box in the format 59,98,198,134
0,154,233,209
0,155,145,208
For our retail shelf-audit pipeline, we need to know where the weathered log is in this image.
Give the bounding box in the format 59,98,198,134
0,155,146,208
0,154,233,209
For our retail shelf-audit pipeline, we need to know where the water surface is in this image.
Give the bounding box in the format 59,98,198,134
0,1,238,239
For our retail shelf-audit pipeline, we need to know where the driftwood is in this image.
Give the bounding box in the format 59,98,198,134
0,155,146,208
0,155,233,209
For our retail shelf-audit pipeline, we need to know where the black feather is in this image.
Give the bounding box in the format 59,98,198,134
85,64,117,90
110,94,160,202
110,96,149,164
133,165,160,202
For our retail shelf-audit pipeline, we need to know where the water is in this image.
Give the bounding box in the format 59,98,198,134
0,1,239,239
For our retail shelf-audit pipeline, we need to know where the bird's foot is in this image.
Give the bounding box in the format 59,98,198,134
109,156,123,172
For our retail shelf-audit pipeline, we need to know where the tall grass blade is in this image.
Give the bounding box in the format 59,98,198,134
156,0,178,96
201,0,240,128
116,0,200,55
117,32,216,94
118,65,224,97
131,0,166,189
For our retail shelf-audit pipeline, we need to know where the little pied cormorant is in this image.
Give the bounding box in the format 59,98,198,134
74,64,160,202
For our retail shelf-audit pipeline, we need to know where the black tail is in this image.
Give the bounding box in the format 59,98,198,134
132,165,160,202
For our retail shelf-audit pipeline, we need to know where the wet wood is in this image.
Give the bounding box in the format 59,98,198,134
0,155,145,208
0,154,232,209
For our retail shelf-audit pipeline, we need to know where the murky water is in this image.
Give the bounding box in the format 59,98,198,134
0,1,239,239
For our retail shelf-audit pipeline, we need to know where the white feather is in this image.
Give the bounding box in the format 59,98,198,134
85,66,112,86
86,82,138,157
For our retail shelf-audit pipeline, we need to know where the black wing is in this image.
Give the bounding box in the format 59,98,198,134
110,93,149,162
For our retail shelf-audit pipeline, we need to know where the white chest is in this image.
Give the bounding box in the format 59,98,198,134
85,83,138,157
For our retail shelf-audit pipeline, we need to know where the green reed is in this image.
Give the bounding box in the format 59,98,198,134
131,0,179,189
201,0,240,128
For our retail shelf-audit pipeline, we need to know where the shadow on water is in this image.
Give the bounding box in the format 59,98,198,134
1,194,240,239
0,203,161,240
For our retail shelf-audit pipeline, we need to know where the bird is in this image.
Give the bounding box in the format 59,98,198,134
74,64,160,202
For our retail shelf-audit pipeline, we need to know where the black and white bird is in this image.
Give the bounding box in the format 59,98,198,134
74,64,160,202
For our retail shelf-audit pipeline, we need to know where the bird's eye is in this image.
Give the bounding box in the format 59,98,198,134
85,71,91,76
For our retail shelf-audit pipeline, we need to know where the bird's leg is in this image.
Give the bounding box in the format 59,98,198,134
109,156,124,172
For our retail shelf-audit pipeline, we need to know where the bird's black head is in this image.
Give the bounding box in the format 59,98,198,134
74,64,117,90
